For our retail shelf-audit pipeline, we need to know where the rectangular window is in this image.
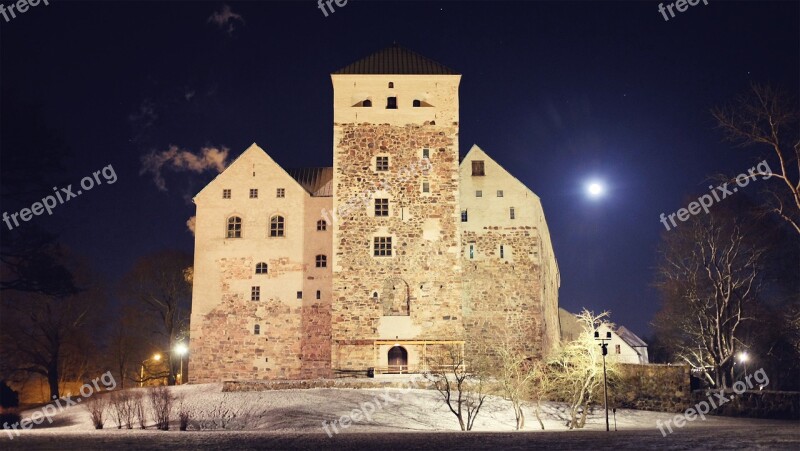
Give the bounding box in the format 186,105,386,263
270,216,285,237
223,189,231,199
475,190,482,198
510,207,516,220
422,181,430,193
500,245,504,259
497,190,504,197
249,189,258,199
386,97,397,109
316,290,321,300
297,291,303,299
276,188,285,198
461,210,468,222
615,344,621,354
469,244,474,259
376,156,389,171
472,160,485,176
251,286,260,301
373,237,392,257
422,148,430,159
374,198,389,217
315,255,327,268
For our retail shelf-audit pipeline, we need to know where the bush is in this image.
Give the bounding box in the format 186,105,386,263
109,390,137,429
132,391,147,429
85,396,110,429
147,386,173,430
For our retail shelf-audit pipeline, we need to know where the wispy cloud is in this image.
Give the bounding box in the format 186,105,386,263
208,4,244,35
140,145,229,191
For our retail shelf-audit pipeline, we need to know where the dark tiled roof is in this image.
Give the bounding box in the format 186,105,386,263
286,167,333,197
617,326,648,348
333,45,459,75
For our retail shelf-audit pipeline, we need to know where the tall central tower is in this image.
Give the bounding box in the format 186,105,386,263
330,46,463,372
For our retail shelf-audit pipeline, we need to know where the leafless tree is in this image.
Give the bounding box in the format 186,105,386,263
491,336,546,430
546,309,618,430
654,212,765,388
148,385,174,430
712,83,800,234
423,344,488,431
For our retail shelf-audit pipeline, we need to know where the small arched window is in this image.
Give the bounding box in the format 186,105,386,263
362,99,372,107
388,82,394,88
316,220,327,231
254,325,260,335
227,216,242,238
413,99,421,107
315,255,327,268
270,215,285,237
255,262,268,274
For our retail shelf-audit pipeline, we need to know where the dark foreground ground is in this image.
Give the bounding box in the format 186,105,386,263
3,423,800,451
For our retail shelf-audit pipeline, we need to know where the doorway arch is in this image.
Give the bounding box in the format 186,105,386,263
388,346,408,374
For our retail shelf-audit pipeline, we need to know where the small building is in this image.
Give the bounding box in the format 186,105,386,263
558,308,649,364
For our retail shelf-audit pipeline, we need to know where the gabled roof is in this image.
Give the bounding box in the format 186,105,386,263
617,326,648,348
286,167,333,197
333,44,459,75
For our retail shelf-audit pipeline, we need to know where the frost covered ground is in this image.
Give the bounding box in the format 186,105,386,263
2,382,798,450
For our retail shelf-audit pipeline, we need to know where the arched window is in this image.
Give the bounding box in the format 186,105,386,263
270,215,285,237
388,82,394,88
316,220,327,231
362,99,372,107
315,255,327,268
254,325,260,335
413,99,421,107
255,262,268,274
227,216,242,238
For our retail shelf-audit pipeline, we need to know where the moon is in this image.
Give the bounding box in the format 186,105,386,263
587,181,605,198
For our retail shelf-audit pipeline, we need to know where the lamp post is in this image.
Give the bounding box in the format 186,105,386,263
140,353,162,388
738,352,749,379
594,329,612,432
175,344,188,385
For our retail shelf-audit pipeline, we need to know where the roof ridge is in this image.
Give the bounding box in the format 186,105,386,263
333,44,459,75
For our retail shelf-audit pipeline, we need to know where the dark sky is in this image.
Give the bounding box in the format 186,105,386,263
1,0,798,337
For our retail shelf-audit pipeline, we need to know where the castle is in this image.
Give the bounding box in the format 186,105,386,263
189,46,560,382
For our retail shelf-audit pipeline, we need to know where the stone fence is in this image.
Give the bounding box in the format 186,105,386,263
611,363,692,413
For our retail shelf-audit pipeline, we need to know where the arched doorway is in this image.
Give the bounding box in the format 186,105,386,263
388,346,408,374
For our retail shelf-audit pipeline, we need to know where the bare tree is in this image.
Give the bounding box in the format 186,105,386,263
654,211,765,388
120,250,192,385
491,336,546,430
547,309,618,430
712,83,800,234
423,344,488,431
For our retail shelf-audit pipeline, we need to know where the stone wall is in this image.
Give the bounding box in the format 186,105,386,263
611,363,691,412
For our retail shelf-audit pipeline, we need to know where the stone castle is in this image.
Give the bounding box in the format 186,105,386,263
189,46,560,382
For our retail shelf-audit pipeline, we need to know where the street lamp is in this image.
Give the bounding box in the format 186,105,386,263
594,329,612,432
738,352,749,379
175,344,188,385
140,353,162,388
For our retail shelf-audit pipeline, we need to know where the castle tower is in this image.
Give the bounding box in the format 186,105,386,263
330,46,464,373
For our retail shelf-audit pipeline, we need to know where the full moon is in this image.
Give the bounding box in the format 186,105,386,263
587,181,605,198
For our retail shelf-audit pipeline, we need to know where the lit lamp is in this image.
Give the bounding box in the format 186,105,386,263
175,344,188,385
140,353,162,388
594,330,612,432
738,352,749,379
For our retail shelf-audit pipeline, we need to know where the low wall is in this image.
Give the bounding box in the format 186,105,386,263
223,377,431,392
691,390,800,420
611,363,692,413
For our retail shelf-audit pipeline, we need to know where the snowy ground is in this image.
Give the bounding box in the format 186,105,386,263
2,382,798,450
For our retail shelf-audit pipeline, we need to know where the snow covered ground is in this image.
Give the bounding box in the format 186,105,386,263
2,382,798,450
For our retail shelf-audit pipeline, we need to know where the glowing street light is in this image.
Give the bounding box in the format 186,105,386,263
175,344,188,385
140,353,163,387
738,352,749,378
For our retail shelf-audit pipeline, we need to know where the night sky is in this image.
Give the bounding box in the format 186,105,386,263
1,0,798,337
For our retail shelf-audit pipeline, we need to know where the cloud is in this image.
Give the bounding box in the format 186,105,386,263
140,145,229,191
208,4,244,35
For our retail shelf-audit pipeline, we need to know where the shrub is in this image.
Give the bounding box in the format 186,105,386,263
132,391,147,429
147,386,173,431
86,395,110,429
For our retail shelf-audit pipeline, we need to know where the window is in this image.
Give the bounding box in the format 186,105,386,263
315,255,327,268
472,160,485,176
316,220,327,231
251,286,260,301
615,344,621,354
413,99,421,107
461,210,468,222
374,198,389,217
500,245,505,259
422,181,430,193
469,244,475,259
422,148,430,159
222,189,231,199
386,97,397,109
297,291,303,299
510,207,516,220
388,82,394,88
376,156,389,171
497,190,504,197
276,188,285,198
316,290,321,300
227,216,242,238
476,190,482,198
374,237,392,257
249,189,258,199
254,325,260,335
362,99,372,107
256,262,268,274
270,215,285,237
